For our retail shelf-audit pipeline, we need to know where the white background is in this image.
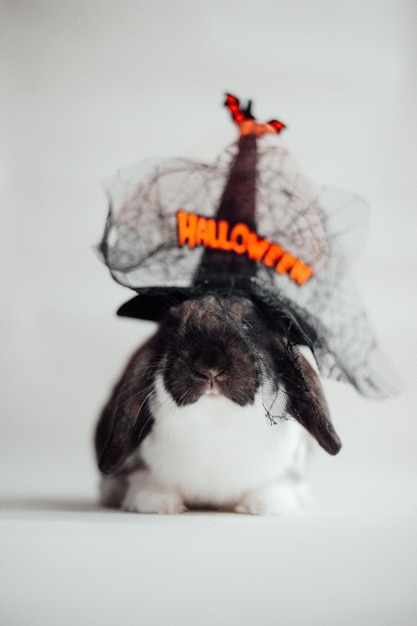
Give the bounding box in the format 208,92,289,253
1,1,417,625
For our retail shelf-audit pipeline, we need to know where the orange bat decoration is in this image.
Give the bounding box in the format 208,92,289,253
224,93,286,136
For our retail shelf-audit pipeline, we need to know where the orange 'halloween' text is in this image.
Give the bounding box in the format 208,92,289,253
176,210,313,285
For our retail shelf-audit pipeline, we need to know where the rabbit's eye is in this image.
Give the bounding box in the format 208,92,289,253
190,367,208,381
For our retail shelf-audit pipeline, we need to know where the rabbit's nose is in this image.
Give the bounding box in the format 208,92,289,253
205,376,221,397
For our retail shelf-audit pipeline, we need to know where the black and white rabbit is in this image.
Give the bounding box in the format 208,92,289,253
95,294,341,515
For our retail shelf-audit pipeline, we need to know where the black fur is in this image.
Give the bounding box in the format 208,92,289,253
95,294,341,476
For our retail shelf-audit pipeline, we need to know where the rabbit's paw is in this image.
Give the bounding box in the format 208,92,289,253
122,474,187,514
235,482,307,516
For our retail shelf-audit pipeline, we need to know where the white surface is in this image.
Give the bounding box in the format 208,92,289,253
1,1,417,624
1,506,416,626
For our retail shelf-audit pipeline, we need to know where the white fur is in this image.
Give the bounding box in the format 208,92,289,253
115,373,310,515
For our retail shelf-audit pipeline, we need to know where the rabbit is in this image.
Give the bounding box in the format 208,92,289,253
95,294,341,515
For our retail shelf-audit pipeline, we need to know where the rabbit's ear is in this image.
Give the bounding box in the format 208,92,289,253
284,348,342,455
95,332,163,474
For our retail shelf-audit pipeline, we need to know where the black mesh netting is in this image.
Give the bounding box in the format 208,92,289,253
99,132,398,401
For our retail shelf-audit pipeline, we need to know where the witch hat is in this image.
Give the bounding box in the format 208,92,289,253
99,93,399,399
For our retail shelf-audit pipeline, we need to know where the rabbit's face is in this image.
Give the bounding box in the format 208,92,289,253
162,297,260,407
